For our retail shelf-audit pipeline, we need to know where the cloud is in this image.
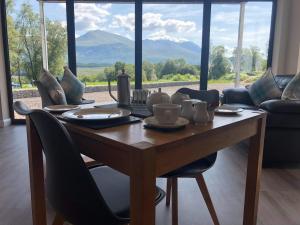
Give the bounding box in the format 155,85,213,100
213,12,239,25
147,30,188,42
111,13,135,32
143,13,196,33
74,4,110,34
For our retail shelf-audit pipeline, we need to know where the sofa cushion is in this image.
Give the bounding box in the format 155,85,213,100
282,72,300,100
38,69,67,105
60,66,85,104
248,68,282,106
274,75,294,91
260,99,300,114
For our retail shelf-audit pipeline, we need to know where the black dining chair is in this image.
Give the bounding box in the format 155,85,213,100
13,101,97,167
161,88,220,225
13,101,165,225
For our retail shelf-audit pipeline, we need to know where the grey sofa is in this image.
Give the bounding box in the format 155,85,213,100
221,75,300,167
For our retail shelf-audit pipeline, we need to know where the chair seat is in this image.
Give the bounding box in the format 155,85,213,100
161,158,215,178
90,166,165,219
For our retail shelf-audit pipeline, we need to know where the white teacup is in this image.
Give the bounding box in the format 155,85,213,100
153,104,181,124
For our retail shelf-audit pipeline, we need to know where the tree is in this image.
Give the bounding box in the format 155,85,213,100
161,60,178,75
6,0,24,87
209,46,231,79
15,3,42,82
46,20,67,76
114,61,125,77
250,46,260,72
143,61,157,81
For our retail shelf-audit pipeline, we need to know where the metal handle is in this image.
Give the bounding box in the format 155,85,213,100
108,79,118,102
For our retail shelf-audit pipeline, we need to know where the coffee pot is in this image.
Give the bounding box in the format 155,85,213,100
108,69,131,106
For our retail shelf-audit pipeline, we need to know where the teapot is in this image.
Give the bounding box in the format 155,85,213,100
171,92,190,106
146,88,171,112
108,69,131,106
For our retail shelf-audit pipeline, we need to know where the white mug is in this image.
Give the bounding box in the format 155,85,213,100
153,104,181,124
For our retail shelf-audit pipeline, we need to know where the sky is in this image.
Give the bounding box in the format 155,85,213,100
12,1,272,58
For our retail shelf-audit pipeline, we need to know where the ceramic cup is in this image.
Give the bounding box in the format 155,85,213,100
153,104,181,124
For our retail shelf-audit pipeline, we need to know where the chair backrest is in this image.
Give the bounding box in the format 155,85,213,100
176,88,219,165
13,101,33,116
177,88,220,108
34,80,55,108
27,109,121,225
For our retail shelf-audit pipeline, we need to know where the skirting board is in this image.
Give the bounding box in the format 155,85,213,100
0,118,11,127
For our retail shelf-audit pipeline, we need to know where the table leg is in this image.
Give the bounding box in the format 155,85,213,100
130,149,156,225
26,117,47,225
243,117,266,225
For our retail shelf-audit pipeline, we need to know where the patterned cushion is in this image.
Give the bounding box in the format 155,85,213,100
248,68,282,106
60,66,85,104
38,69,67,105
282,72,300,100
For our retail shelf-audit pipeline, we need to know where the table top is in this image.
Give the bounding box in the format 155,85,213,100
63,108,266,151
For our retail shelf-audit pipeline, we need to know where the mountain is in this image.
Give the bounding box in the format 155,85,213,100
76,30,201,65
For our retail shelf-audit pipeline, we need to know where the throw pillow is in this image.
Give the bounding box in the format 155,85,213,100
60,66,85,104
38,69,67,105
282,72,300,100
248,68,282,106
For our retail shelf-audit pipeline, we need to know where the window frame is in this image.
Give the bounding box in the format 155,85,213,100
1,0,277,123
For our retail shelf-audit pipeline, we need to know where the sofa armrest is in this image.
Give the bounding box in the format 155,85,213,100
260,100,300,114
222,87,254,105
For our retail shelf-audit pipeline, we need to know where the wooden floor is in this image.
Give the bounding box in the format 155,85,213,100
1,125,300,225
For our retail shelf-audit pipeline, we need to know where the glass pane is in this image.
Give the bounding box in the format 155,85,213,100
208,4,240,92
242,2,272,84
6,1,67,119
142,4,203,96
74,3,135,104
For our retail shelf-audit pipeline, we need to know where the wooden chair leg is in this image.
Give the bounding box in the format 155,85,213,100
52,214,65,225
171,178,178,225
166,178,172,206
196,174,220,225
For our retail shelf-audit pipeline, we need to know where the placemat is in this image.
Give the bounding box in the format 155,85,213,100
55,115,142,130
94,104,152,118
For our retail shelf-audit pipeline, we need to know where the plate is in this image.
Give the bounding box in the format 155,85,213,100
144,116,189,129
44,105,80,113
62,108,131,121
215,105,244,115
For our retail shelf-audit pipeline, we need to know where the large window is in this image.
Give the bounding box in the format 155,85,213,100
5,0,68,119
2,0,276,122
208,3,240,91
74,3,135,104
208,2,273,91
142,3,203,96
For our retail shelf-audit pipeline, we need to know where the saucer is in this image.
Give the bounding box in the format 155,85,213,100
144,116,189,129
215,105,244,115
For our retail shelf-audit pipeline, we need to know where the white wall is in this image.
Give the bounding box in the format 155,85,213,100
272,0,300,75
0,9,11,127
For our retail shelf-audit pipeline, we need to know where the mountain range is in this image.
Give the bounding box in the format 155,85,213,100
76,30,202,66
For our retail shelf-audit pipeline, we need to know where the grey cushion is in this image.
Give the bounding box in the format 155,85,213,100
282,72,300,100
60,67,85,104
38,69,67,105
248,68,282,106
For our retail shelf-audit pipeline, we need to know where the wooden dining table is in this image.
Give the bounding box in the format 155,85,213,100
26,108,266,225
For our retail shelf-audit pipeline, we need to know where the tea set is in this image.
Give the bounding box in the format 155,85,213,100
107,70,215,130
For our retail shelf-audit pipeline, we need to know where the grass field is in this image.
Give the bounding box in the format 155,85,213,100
77,67,106,76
